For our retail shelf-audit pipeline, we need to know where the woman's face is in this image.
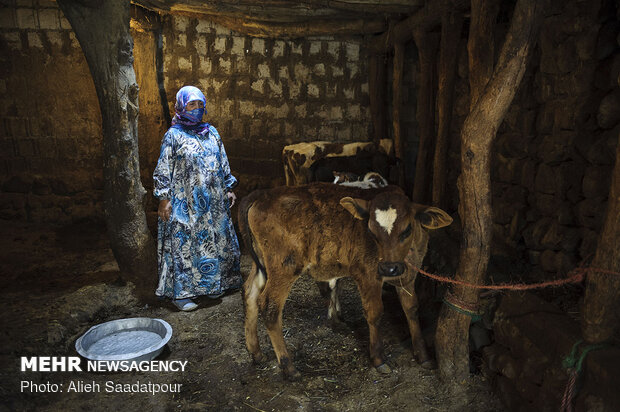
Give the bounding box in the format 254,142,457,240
186,100,204,111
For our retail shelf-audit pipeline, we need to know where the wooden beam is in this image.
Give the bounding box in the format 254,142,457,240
369,52,387,147
432,7,464,209
411,30,439,203
203,14,386,38
392,42,406,187
369,0,468,53
142,4,387,38
134,0,424,19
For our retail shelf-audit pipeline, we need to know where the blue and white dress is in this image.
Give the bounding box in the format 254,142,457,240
153,124,241,299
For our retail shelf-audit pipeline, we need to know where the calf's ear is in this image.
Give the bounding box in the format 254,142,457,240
414,206,453,229
340,197,370,220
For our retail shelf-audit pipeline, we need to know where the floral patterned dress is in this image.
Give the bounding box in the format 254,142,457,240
153,124,241,299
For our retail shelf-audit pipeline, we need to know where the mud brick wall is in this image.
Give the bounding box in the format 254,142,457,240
0,2,379,224
154,15,375,197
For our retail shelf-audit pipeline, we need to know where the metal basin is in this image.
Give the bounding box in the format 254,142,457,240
75,317,173,362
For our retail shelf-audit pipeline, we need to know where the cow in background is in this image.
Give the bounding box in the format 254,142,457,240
333,171,389,188
282,140,394,186
238,183,452,379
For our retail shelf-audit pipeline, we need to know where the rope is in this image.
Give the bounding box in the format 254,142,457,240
560,368,578,412
560,340,610,412
405,248,620,291
406,262,620,291
442,290,482,322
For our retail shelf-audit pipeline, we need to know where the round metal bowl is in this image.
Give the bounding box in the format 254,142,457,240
75,317,173,362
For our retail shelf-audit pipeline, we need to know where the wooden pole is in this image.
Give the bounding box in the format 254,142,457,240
369,52,387,146
432,7,464,209
392,42,406,187
412,30,439,203
57,0,156,299
582,131,620,343
467,0,500,107
434,0,542,381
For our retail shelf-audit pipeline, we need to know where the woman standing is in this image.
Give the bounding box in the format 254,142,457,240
153,85,241,311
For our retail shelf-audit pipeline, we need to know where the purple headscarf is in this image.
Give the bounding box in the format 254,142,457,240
171,85,210,135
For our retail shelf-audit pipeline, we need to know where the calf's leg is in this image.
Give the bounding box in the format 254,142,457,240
258,273,300,380
395,280,434,369
243,262,266,363
357,279,389,373
327,279,342,323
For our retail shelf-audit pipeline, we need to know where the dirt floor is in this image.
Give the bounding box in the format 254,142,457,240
0,220,503,411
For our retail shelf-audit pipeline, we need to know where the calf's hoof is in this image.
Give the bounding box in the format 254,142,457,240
280,357,301,381
329,316,346,330
376,363,392,374
420,359,437,370
251,352,266,364
283,368,302,381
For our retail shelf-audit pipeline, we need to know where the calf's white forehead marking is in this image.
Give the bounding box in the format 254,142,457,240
374,206,397,235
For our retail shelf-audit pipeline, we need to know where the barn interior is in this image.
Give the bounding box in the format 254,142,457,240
1,0,619,410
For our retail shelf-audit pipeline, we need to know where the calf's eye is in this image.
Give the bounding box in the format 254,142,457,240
399,224,412,242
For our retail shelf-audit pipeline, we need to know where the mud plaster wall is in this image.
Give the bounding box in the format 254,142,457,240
0,1,388,225
0,1,103,222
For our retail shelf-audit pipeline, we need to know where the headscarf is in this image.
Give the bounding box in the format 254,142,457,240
171,86,210,136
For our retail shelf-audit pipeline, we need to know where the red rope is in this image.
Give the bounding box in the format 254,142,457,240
406,259,620,291
444,290,480,312
560,368,578,412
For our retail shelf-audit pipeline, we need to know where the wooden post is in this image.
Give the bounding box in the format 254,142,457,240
467,0,499,107
582,131,620,343
369,52,387,146
412,30,439,203
434,0,542,381
432,8,464,209
392,42,406,187
57,0,156,298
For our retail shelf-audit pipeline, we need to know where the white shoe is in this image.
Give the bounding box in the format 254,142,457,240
173,298,198,311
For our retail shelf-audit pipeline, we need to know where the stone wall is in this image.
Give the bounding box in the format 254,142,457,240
484,292,620,410
487,0,619,276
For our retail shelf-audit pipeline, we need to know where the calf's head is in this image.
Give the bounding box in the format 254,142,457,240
340,192,452,278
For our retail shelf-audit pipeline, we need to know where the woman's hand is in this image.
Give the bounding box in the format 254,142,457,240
158,199,172,221
226,191,236,208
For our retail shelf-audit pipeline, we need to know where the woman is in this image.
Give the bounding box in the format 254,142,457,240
153,85,241,311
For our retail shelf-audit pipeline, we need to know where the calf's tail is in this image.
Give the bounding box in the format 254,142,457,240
238,190,267,279
238,191,268,362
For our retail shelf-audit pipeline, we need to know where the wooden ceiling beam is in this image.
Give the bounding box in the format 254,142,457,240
134,0,423,18
369,0,468,52
192,13,388,38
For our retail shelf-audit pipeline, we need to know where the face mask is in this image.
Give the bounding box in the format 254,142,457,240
183,107,204,122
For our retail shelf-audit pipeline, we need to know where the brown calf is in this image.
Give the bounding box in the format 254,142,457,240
238,183,452,379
